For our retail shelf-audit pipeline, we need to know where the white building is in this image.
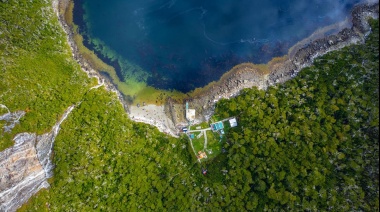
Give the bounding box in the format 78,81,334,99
186,109,195,121
229,118,237,127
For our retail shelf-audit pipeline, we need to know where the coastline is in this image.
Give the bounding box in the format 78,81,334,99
53,0,183,137
54,0,379,136
52,0,130,109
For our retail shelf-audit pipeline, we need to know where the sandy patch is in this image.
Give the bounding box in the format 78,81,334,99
129,104,179,137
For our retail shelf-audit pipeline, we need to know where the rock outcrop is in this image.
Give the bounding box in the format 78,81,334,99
189,2,379,123
0,105,75,211
268,3,379,86
0,133,49,212
0,104,25,133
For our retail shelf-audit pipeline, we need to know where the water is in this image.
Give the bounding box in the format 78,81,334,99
75,0,360,93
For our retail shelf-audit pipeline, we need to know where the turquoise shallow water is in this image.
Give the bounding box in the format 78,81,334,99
74,0,360,92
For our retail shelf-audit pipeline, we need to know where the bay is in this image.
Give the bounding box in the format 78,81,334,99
75,0,360,92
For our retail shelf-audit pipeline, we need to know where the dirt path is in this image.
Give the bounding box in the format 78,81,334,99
203,130,208,149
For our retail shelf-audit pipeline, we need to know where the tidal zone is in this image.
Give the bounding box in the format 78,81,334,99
67,0,362,106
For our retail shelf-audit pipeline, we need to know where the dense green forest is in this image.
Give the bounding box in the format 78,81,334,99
20,89,204,211
22,19,379,212
0,0,94,150
0,0,378,211
210,18,379,210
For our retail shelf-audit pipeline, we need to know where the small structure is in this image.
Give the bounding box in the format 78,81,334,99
190,134,195,139
186,109,195,121
229,118,238,128
211,121,224,132
185,101,196,121
197,151,207,159
202,168,207,175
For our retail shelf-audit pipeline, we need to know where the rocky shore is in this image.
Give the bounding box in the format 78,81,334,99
0,2,378,211
53,0,183,137
52,0,130,112
56,0,378,135
182,2,379,125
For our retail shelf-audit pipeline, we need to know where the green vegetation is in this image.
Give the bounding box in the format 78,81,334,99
187,120,229,161
210,18,379,210
195,122,210,129
1,0,378,211
205,130,222,158
19,88,202,211
0,0,94,151
191,132,205,152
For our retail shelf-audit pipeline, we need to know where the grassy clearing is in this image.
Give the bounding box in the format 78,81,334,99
205,131,222,159
191,122,210,130
190,132,205,153
187,119,233,161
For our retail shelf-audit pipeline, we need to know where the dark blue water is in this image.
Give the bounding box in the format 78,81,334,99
76,0,360,92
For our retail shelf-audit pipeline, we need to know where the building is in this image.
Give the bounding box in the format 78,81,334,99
229,118,238,128
197,151,207,159
186,109,195,121
185,101,196,121
211,121,224,132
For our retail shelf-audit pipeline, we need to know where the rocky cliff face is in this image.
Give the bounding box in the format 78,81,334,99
0,133,49,212
0,105,75,212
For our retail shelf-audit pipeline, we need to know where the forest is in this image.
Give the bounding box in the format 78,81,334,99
0,0,94,151
210,18,379,210
0,0,378,211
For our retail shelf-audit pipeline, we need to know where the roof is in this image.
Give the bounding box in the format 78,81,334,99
229,118,237,127
186,109,196,121
211,121,224,131
197,151,207,159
